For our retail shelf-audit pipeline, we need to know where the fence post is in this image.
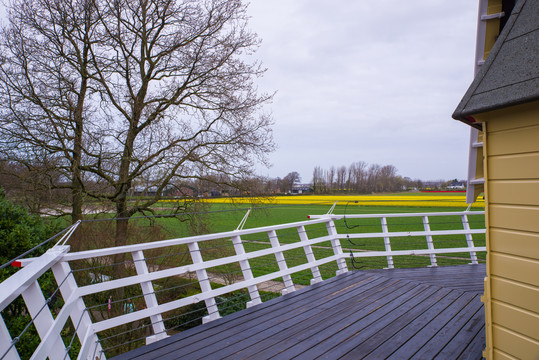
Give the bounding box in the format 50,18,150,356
422,216,438,267
267,230,296,295
380,217,394,269
0,314,19,360
131,251,168,344
51,260,105,359
187,241,220,323
76,326,101,360
230,235,262,308
21,281,68,360
461,214,479,264
297,225,323,284
326,220,348,275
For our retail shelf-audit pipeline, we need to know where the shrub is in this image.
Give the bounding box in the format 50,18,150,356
0,188,61,359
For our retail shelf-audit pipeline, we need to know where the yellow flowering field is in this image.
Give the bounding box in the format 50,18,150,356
193,194,484,208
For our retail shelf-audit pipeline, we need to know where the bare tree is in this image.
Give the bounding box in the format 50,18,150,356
366,164,381,193
346,164,354,192
89,0,273,246
0,159,68,213
0,0,274,245
310,162,408,194
350,161,367,192
379,165,397,192
312,166,326,194
281,171,300,193
326,166,335,193
335,165,346,192
0,0,100,221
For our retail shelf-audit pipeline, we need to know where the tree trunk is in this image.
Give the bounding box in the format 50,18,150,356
71,38,90,224
71,144,83,223
113,200,130,280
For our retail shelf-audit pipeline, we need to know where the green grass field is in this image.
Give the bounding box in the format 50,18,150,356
68,198,486,290
111,202,485,284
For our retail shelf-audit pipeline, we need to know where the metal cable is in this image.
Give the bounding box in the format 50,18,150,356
63,308,90,360
74,201,336,224
0,270,73,360
0,226,72,271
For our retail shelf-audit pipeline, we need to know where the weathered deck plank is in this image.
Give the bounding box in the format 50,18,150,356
112,264,485,360
391,295,484,359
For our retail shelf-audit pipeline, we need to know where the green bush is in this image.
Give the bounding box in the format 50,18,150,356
0,188,62,359
0,188,57,276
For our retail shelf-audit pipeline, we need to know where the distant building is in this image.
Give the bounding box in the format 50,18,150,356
421,180,445,190
446,180,466,190
131,184,177,197
291,183,313,194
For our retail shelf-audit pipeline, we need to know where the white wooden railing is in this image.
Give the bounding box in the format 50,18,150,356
0,211,485,360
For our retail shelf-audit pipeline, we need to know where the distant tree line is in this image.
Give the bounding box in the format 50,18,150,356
1,158,466,213
192,165,424,196
310,162,423,194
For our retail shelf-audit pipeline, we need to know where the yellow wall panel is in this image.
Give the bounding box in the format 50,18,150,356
492,325,539,360
483,0,502,60
489,180,539,205
487,125,539,156
486,0,502,14
475,146,484,180
490,253,539,287
490,228,539,260
491,276,539,314
484,19,501,59
489,205,539,233
492,301,539,341
478,101,539,132
474,78,539,360
488,153,539,180
492,349,515,359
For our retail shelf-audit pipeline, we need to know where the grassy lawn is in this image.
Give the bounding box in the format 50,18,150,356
118,200,484,285
66,195,485,289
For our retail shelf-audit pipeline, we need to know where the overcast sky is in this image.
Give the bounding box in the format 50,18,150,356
0,1,478,183
246,0,479,183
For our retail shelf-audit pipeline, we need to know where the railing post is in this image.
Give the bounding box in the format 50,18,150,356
131,251,168,344
187,241,220,323
21,281,68,360
230,235,261,308
0,314,19,360
267,230,296,295
297,225,323,285
326,220,348,275
51,260,105,360
77,326,101,360
462,214,479,264
0,246,69,312
380,217,394,269
422,216,438,267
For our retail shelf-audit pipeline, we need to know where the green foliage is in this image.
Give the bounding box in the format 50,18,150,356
0,188,57,276
4,314,41,358
0,188,62,359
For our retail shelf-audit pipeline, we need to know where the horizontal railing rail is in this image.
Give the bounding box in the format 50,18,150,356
308,210,485,219
311,211,485,268
0,210,486,360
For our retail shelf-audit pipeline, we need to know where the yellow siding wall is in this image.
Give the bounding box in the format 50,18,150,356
478,102,539,359
484,0,503,59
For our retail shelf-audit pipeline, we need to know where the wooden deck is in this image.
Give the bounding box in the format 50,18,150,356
113,264,486,360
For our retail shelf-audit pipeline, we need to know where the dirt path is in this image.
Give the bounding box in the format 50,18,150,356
205,271,306,293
